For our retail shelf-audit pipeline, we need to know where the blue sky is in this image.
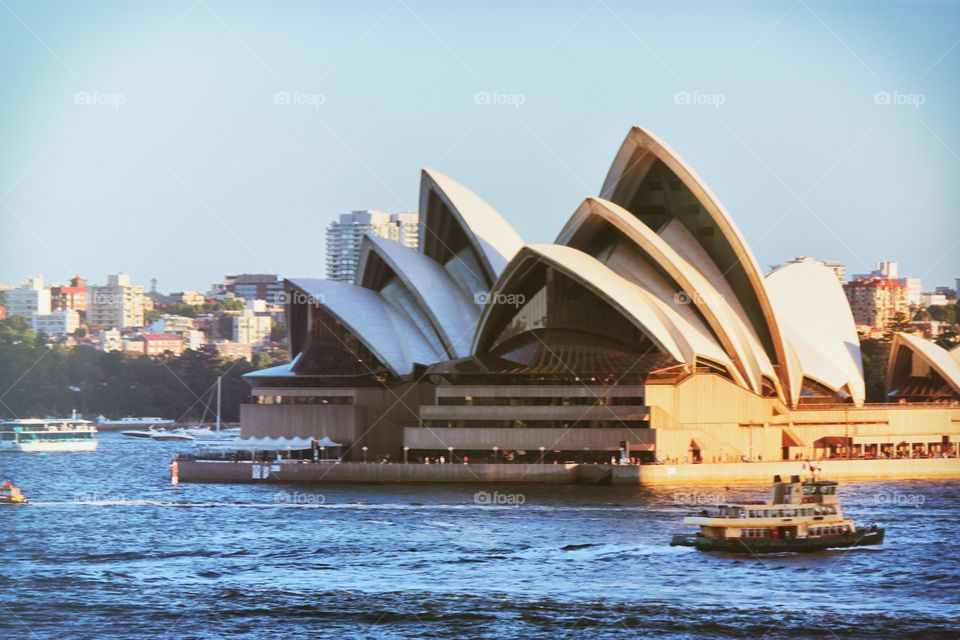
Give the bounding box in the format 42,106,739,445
1,0,958,293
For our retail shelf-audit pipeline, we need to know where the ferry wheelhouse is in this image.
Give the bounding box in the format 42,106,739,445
0,419,99,453
670,474,884,553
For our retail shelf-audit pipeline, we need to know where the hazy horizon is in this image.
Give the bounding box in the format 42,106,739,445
2,0,958,292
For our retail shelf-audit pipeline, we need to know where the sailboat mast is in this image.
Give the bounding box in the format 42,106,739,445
216,376,222,433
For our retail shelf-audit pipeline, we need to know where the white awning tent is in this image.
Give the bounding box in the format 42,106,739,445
198,436,343,452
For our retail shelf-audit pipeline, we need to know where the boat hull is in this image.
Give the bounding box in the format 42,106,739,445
16,439,99,453
671,528,885,553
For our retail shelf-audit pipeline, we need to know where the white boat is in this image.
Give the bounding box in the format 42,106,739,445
96,416,175,432
150,428,195,442
0,418,99,453
121,425,167,439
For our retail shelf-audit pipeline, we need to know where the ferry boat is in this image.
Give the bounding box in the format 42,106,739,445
0,418,99,453
670,474,884,553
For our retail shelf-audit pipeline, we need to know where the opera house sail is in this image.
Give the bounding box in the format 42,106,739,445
242,126,960,465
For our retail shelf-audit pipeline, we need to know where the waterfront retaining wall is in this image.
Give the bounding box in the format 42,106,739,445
178,457,960,486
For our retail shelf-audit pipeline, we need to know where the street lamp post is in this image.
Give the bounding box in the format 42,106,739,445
362,446,368,464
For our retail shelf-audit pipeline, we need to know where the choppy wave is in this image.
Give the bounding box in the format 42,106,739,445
2,434,958,639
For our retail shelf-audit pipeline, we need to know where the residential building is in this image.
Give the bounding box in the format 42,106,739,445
123,338,145,354
325,210,419,282
898,277,923,306
170,291,206,306
51,276,88,312
87,273,145,329
233,305,272,348
934,286,956,301
222,274,283,303
141,333,185,357
5,276,51,320
843,277,909,329
183,329,206,351
149,315,196,333
212,341,252,361
32,309,80,336
921,292,948,307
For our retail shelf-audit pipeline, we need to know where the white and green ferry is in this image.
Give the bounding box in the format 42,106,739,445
0,418,99,453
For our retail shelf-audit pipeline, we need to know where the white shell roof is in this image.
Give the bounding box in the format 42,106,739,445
888,332,960,396
600,126,794,403
557,197,783,395
476,244,740,371
287,278,443,377
419,168,524,280
766,262,865,405
357,235,479,358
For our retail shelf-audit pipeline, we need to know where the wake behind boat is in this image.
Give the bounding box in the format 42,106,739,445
670,474,885,553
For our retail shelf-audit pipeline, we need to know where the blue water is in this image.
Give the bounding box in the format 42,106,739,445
2,433,958,639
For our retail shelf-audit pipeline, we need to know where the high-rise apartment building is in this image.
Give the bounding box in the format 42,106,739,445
843,277,909,329
5,276,51,320
87,273,145,329
325,210,419,282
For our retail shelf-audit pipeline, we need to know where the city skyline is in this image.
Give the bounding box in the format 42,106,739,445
1,0,958,292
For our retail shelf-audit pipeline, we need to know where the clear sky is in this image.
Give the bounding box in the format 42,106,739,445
1,0,958,293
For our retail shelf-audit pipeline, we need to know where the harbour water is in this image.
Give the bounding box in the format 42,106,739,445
2,434,958,639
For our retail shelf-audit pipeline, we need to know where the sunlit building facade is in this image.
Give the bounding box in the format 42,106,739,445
243,126,959,463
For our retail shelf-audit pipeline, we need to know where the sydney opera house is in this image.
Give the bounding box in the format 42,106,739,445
242,126,960,464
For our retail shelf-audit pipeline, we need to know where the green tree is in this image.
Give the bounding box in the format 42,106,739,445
860,337,891,403
0,317,35,345
927,303,958,325
218,298,246,312
883,312,914,341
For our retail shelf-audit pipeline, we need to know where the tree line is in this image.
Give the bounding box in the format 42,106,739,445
0,318,285,422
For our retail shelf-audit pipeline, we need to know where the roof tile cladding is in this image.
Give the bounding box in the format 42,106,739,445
251,125,865,407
